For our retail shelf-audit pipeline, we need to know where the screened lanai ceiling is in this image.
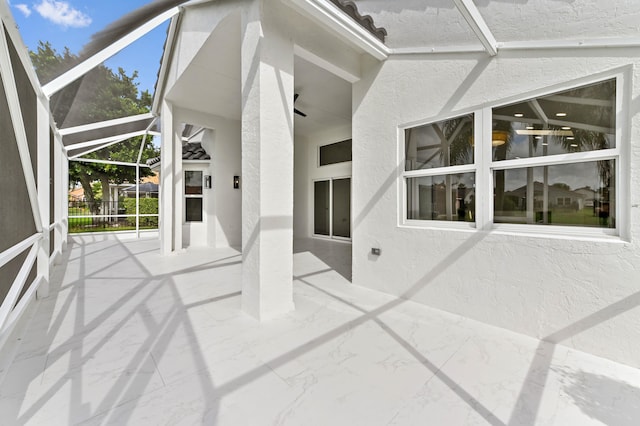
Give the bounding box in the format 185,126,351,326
353,0,640,51
17,0,640,152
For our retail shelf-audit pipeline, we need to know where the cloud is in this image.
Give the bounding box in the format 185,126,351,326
34,0,92,28
14,4,32,17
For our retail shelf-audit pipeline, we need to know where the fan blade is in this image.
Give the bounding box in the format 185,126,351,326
294,108,307,117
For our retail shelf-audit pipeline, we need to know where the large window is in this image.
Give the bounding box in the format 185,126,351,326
404,114,476,223
492,79,616,230
402,78,620,235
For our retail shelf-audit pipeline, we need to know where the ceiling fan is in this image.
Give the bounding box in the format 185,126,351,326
294,93,307,117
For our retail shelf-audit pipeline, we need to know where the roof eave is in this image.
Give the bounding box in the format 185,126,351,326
282,0,390,61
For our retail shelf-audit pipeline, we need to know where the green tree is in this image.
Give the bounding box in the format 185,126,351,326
30,41,159,210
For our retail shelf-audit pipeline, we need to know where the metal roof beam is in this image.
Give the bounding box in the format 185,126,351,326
452,0,498,56
63,130,148,150
60,112,154,135
43,7,181,97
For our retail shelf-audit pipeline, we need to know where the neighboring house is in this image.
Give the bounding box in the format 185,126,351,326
120,182,159,198
505,182,586,211
574,186,598,207
68,187,85,202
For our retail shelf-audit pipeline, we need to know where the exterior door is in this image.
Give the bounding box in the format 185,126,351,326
313,177,351,239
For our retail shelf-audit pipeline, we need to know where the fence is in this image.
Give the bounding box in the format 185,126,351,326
68,199,159,234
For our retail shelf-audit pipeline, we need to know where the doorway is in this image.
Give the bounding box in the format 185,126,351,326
314,177,351,240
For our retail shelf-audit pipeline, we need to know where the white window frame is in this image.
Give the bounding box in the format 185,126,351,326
398,70,628,240
184,169,204,223
399,110,482,230
312,175,352,241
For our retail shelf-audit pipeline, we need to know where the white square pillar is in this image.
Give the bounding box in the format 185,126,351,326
240,1,295,320
36,96,50,299
160,100,177,255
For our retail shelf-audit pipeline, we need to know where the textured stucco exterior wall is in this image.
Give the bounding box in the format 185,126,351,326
353,50,640,367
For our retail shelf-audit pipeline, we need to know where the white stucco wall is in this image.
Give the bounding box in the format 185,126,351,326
294,125,352,238
353,50,640,368
174,107,242,249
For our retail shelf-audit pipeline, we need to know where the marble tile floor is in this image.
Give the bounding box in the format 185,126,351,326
1,235,639,425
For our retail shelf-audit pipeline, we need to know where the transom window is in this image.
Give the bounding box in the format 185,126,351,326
402,78,620,235
319,139,352,166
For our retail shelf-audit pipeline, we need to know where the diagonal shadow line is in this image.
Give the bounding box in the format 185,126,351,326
18,243,242,424
206,231,490,413
89,239,224,423
184,291,241,310
507,289,640,426
98,275,233,423
16,278,169,424
299,279,504,426
58,253,242,292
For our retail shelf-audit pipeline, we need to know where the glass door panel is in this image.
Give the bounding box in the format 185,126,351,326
332,178,351,238
314,180,330,235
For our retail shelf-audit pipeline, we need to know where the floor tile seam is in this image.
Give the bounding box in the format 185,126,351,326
423,335,473,388
148,351,166,387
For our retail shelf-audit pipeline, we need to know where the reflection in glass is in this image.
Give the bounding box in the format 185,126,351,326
407,173,475,222
320,140,352,166
314,180,330,235
185,198,203,222
492,79,616,161
185,171,203,195
494,160,615,228
332,178,351,238
405,114,474,171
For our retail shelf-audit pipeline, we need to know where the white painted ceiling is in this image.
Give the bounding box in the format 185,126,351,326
293,56,352,137
166,12,352,139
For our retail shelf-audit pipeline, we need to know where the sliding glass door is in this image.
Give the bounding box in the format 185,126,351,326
313,177,351,239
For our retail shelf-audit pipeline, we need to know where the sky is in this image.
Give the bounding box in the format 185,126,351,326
8,0,168,95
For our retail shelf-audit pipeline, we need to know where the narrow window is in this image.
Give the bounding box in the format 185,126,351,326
185,171,203,222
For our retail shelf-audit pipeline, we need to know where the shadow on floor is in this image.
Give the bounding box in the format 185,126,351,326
293,238,352,282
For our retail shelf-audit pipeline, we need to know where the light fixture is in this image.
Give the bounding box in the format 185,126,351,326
542,142,549,146
515,129,573,136
233,175,240,189
526,126,534,130
556,112,567,117
567,136,575,140
570,144,578,148
514,113,524,118
491,130,508,146
535,136,542,140
562,126,571,130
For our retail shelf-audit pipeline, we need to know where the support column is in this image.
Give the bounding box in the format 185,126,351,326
53,133,63,263
240,1,295,320
36,97,50,298
160,100,183,254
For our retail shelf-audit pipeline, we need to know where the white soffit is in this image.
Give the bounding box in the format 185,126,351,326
352,0,482,50
284,0,390,60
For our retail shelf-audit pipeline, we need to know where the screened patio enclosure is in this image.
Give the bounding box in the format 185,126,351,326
3,3,640,421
